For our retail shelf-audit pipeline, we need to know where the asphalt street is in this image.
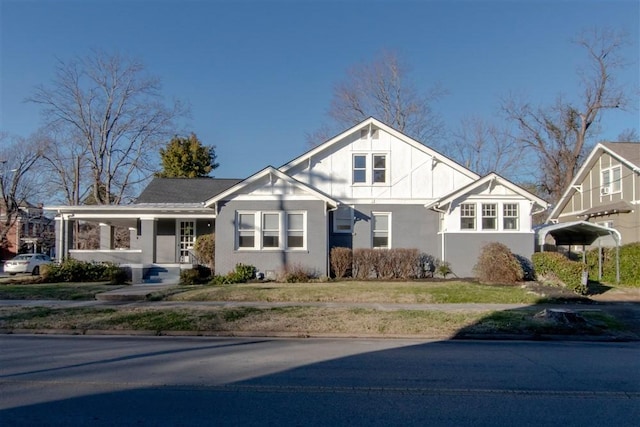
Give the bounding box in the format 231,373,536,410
1,335,638,426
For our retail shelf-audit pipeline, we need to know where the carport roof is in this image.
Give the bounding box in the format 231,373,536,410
536,221,621,247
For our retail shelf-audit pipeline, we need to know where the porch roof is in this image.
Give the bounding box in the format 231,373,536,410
44,203,217,227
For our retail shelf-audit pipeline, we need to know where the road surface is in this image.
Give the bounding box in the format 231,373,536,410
1,335,638,426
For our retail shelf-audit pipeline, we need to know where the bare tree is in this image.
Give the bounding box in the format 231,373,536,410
617,128,639,142
310,50,446,146
0,133,46,251
448,116,525,177
503,27,633,202
29,50,186,205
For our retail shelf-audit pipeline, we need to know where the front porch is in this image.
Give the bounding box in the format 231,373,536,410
46,204,217,284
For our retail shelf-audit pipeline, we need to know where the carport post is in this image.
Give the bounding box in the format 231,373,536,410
616,244,620,284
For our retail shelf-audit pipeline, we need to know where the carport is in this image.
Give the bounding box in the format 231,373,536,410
536,221,622,283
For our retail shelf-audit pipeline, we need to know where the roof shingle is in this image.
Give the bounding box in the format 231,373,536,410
135,178,242,204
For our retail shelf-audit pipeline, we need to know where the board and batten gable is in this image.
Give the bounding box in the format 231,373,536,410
549,142,640,245
560,149,639,218
282,118,478,203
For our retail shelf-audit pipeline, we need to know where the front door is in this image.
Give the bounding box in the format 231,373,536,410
178,220,195,263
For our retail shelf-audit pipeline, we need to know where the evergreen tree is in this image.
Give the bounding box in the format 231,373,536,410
156,133,219,178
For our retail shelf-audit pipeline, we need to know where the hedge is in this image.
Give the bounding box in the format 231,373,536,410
585,242,640,287
531,252,587,294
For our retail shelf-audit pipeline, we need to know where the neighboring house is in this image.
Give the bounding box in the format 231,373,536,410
47,118,548,282
0,201,54,261
545,142,640,247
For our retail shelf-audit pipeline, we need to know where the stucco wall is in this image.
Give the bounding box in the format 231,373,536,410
215,199,328,277
329,204,440,258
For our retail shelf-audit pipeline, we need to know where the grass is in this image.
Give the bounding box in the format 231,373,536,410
169,281,541,304
0,305,629,338
0,282,126,300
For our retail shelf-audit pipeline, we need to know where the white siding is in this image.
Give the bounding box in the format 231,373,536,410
288,128,474,202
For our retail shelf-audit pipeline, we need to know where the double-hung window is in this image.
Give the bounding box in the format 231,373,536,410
482,204,497,230
353,155,366,183
237,211,306,250
601,165,621,194
262,213,280,248
287,213,304,248
460,203,476,230
503,204,519,230
237,213,256,248
372,155,386,183
372,212,390,248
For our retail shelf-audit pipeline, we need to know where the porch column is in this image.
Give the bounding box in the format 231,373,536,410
99,223,114,250
54,215,75,262
140,218,156,264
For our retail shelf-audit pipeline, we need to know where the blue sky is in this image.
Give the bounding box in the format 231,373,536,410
1,0,638,180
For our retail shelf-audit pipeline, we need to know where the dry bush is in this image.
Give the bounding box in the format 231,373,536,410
194,233,215,271
473,242,524,284
279,264,317,283
330,247,352,279
353,249,376,279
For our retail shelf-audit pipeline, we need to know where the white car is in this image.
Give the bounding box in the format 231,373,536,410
4,253,52,275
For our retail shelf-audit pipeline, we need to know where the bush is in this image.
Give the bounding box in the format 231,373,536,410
194,233,215,272
279,264,317,283
209,263,256,285
330,247,352,279
42,259,128,284
180,269,201,286
435,261,453,278
585,242,640,286
473,242,524,284
532,252,587,294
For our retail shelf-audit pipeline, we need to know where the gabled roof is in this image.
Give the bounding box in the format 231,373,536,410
136,177,242,204
546,142,640,222
279,117,480,181
425,172,548,212
203,166,340,208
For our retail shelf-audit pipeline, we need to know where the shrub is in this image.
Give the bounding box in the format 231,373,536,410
194,233,215,272
473,242,524,284
42,259,127,284
532,252,587,294
180,269,201,286
418,253,437,278
585,242,640,286
436,261,453,278
352,249,376,279
330,247,352,279
279,264,317,283
209,263,255,285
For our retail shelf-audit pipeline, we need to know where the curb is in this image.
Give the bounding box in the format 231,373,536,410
1,328,637,342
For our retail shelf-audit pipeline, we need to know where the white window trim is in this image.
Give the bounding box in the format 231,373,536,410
352,152,390,186
481,203,497,230
371,211,391,249
601,165,622,196
503,203,519,231
235,210,307,251
460,203,476,231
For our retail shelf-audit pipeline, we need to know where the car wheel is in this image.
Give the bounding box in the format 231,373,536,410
32,266,40,275
9,273,16,276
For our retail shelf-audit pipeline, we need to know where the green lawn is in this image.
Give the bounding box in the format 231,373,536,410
0,283,125,300
169,280,542,304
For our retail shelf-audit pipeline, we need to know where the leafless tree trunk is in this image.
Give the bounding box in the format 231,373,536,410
503,27,632,202
0,133,46,251
448,116,525,177
28,50,186,205
309,50,446,146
